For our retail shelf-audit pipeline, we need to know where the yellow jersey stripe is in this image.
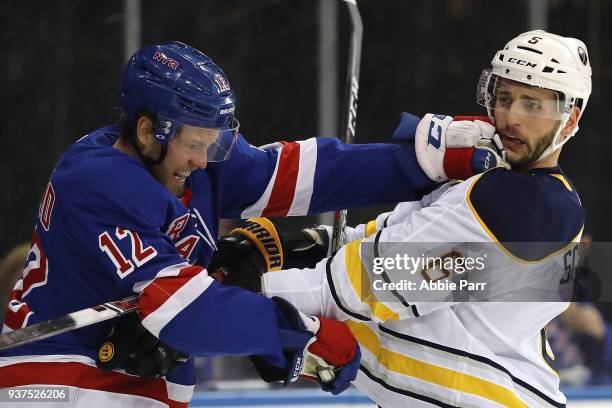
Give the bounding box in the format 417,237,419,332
466,175,583,264
344,240,399,322
365,220,378,238
550,174,573,192
347,321,529,408
539,329,559,378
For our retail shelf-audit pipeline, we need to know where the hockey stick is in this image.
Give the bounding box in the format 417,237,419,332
331,0,363,255
0,295,337,383
0,295,139,352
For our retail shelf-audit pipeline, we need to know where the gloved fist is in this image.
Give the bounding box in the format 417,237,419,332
305,315,362,395
282,225,330,269
442,115,510,180
96,313,189,378
250,297,360,395
208,218,284,292
393,113,509,182
209,218,329,292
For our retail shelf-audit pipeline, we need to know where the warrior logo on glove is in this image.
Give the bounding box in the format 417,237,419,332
231,218,284,271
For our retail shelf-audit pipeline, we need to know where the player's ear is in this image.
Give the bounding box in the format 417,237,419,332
135,116,156,148
559,107,581,141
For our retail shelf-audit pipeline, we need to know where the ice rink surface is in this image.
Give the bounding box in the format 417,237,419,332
190,386,612,407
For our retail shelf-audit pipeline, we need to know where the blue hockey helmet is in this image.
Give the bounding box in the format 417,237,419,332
119,41,239,162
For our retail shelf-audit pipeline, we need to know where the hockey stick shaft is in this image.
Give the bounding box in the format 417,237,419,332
0,295,337,383
331,0,363,255
0,295,139,352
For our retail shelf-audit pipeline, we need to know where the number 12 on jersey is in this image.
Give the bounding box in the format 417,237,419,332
99,227,157,278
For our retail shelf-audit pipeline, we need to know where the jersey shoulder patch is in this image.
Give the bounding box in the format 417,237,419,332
468,167,584,261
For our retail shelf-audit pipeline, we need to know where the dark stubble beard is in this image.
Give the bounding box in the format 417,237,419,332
150,164,185,197
506,127,557,171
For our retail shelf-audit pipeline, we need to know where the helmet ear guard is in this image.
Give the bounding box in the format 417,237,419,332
154,116,181,143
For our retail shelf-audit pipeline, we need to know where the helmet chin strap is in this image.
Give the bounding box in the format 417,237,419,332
488,110,577,167
153,142,169,165
533,113,576,165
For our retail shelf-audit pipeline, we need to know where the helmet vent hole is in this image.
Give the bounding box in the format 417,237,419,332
527,75,532,80
551,58,560,63
542,66,554,73
141,67,162,81
499,53,505,61
557,70,566,74
505,69,510,74
517,46,543,54
178,97,217,116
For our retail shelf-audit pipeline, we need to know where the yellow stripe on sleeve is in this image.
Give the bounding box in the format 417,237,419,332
343,240,399,322
550,174,573,192
346,321,529,408
539,329,559,378
365,220,377,238
466,174,583,264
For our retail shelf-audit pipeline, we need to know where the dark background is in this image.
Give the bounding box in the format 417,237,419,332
1,0,611,256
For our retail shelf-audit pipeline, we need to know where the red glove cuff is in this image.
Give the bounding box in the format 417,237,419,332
453,115,491,123
443,147,475,181
308,317,357,366
442,116,493,180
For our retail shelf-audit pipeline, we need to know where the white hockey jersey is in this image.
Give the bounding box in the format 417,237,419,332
262,166,584,408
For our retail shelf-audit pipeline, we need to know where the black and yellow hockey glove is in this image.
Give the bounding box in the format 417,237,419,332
208,218,329,292
96,313,189,378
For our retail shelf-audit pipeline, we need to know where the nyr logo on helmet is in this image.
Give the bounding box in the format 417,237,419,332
577,47,588,66
153,51,179,70
507,57,537,68
214,73,231,92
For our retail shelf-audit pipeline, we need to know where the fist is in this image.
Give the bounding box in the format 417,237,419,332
393,113,509,182
96,313,189,378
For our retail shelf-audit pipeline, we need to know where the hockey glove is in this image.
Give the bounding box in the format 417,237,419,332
250,297,360,395
208,218,283,292
282,225,330,268
96,313,189,378
393,112,509,182
209,218,329,292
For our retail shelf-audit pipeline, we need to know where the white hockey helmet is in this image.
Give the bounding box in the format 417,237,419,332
476,30,592,162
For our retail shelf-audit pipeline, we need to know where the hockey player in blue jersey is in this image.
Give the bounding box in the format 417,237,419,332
208,31,592,407
0,41,506,407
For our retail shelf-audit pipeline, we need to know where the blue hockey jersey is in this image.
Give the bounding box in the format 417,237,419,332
0,126,434,406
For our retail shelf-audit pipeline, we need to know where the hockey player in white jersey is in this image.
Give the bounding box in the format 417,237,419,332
210,30,591,407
